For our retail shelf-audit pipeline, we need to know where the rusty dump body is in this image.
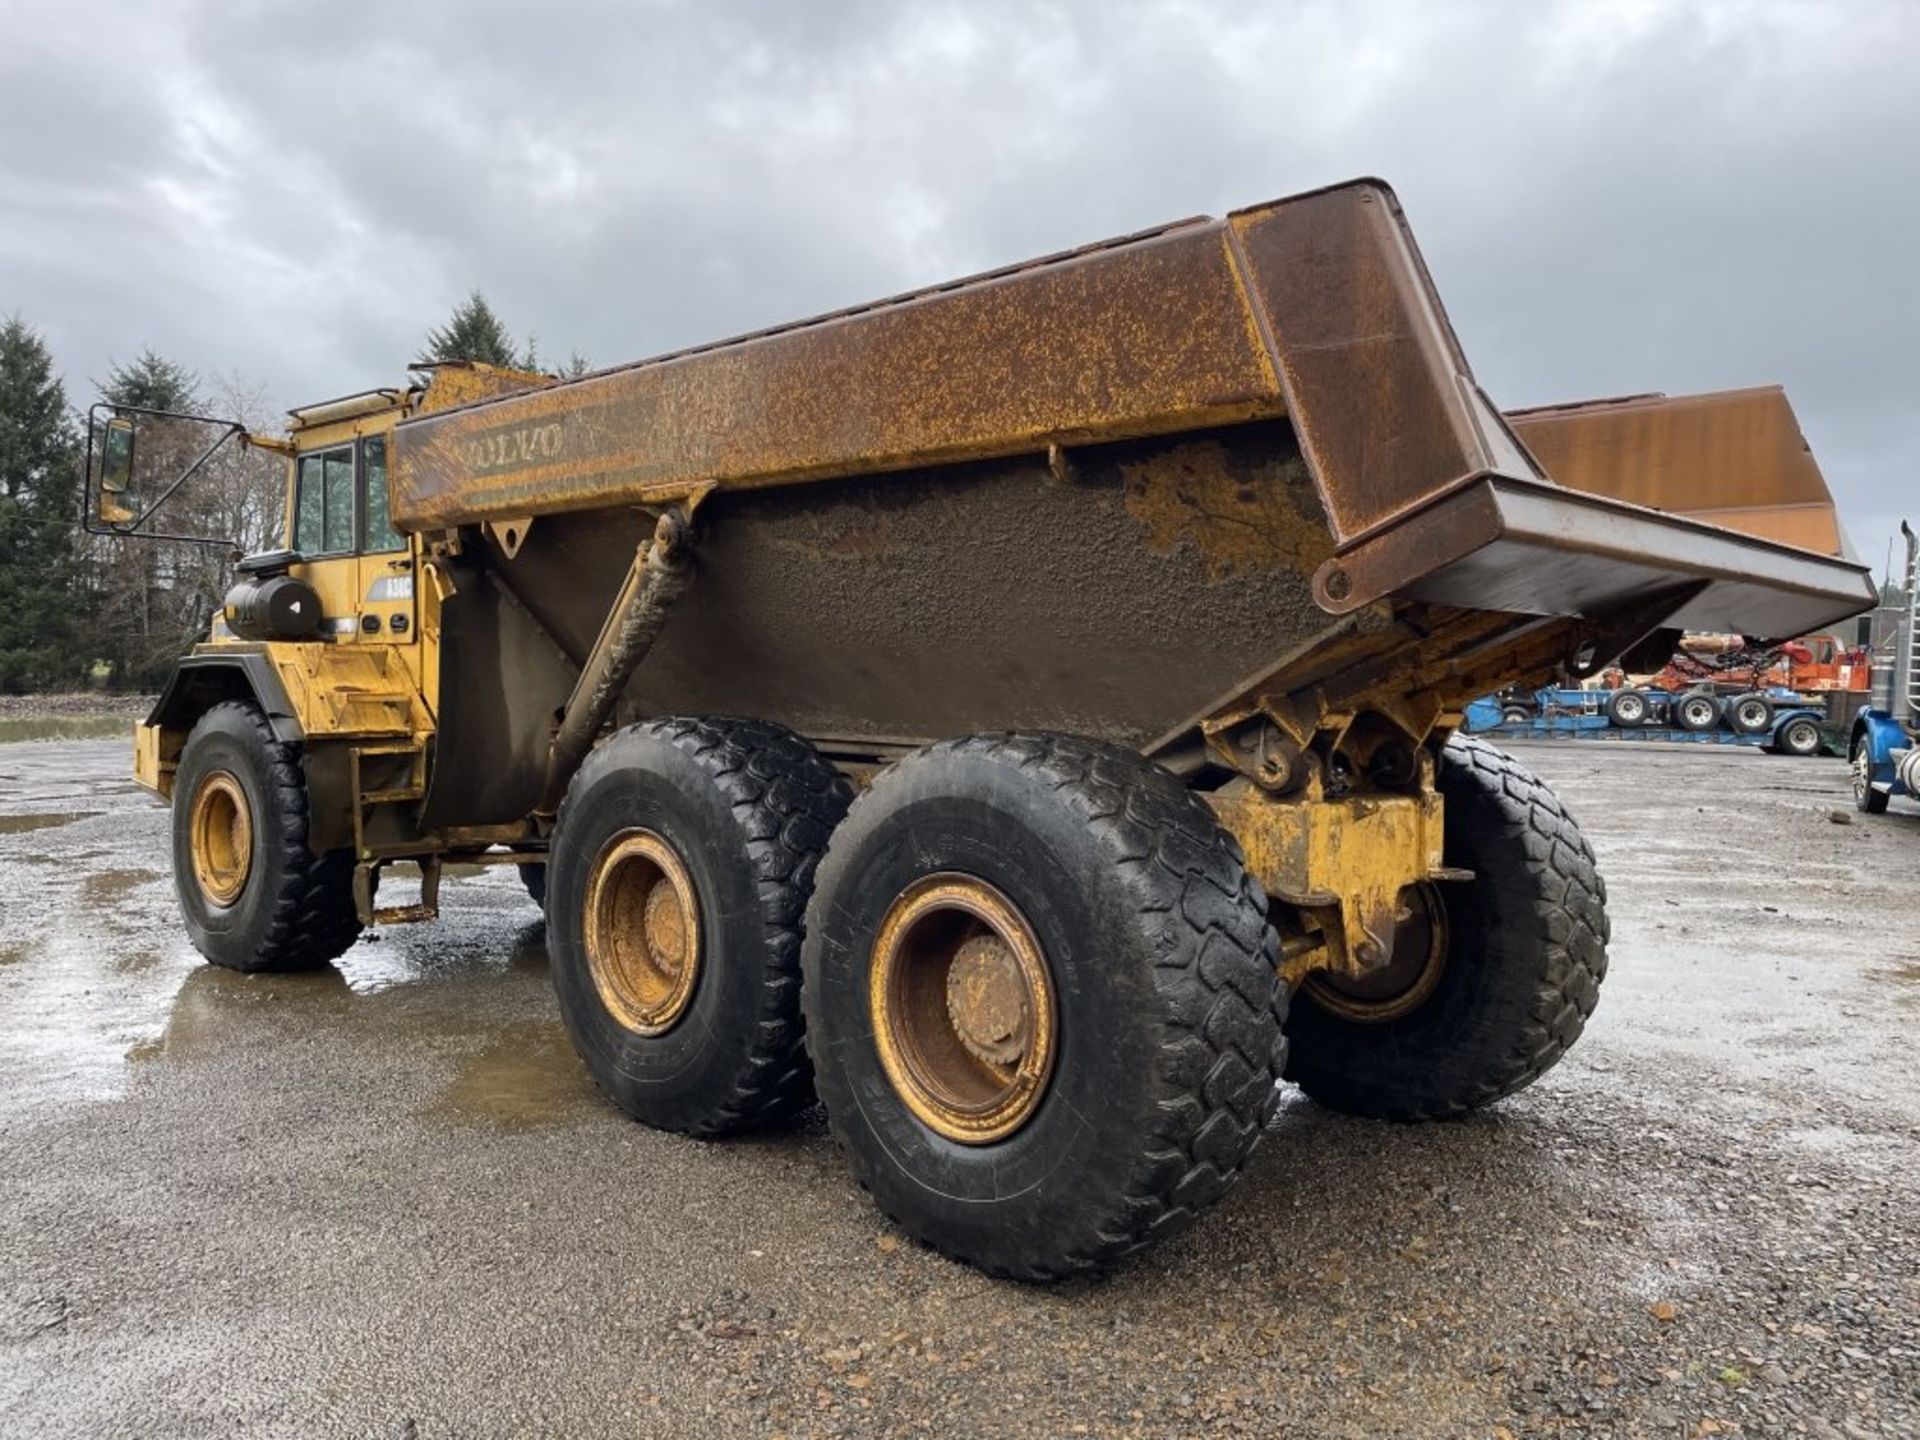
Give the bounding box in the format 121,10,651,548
1509,386,1852,559
389,179,1871,849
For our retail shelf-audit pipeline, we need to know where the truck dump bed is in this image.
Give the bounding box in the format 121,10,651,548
387,179,1873,826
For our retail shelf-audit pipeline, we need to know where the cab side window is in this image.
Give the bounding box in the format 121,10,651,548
323,451,354,553
360,436,404,553
293,446,356,557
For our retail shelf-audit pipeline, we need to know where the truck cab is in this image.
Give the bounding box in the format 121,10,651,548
126,364,555,914
278,399,418,649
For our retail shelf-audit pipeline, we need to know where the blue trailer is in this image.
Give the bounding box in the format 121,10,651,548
1850,522,1918,815
1465,684,1829,754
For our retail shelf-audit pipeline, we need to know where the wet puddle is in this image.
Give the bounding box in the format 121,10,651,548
0,716,130,744
1873,958,1920,1005
423,1018,598,1128
0,811,94,836
82,867,162,909
129,965,361,1063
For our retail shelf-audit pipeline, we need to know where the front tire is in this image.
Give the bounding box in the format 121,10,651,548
171,701,362,973
1854,735,1890,812
547,717,850,1137
803,733,1286,1280
1284,736,1609,1120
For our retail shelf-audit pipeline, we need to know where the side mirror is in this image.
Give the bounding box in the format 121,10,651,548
98,416,138,525
79,400,246,551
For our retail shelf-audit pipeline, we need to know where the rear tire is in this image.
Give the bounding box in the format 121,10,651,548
1673,690,1721,732
518,862,546,908
1727,693,1774,735
547,717,850,1137
171,701,362,973
1284,736,1609,1120
1606,689,1649,728
803,732,1286,1280
1776,716,1821,757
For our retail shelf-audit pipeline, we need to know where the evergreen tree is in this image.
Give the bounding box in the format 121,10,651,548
0,315,83,691
101,348,202,412
419,291,528,368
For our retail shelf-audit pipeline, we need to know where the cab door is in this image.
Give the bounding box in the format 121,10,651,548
352,435,416,645
290,444,363,639
289,435,416,645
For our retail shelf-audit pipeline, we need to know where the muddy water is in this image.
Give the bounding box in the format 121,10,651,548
0,811,94,836
0,716,129,744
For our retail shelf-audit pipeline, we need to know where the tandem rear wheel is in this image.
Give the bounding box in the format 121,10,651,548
802,733,1287,1281
545,717,852,1136
1282,736,1610,1120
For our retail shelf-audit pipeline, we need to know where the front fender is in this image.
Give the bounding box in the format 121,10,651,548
1851,708,1908,794
146,649,303,745
136,649,304,799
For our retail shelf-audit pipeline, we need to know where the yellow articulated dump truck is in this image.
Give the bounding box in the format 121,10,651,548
93,179,1873,1279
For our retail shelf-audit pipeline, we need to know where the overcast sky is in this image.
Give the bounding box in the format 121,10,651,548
3,0,1915,570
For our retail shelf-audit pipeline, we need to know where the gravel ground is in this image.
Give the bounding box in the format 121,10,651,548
0,737,1916,1438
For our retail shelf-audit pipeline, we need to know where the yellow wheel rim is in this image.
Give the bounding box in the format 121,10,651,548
583,829,702,1036
870,874,1056,1145
1302,882,1449,1024
188,770,254,908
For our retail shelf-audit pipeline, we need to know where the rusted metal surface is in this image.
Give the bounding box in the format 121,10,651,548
375,178,1873,855
1318,472,1870,636
392,219,1284,525
408,361,554,417
869,874,1056,1146
585,425,1336,752
1208,780,1449,975
1509,387,1848,558
584,828,703,1036
391,179,1869,653
390,180,1544,546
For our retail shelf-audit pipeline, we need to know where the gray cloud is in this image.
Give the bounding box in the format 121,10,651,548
4,0,1915,566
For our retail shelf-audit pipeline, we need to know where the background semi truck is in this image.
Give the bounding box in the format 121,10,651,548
1852,523,1919,815
86,179,1875,1279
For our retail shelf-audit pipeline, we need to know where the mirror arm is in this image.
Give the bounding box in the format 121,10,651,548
81,401,248,554
126,418,247,526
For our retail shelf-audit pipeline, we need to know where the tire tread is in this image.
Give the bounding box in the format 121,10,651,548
1287,734,1608,1119
184,700,361,974
811,731,1285,1279
558,715,850,1135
